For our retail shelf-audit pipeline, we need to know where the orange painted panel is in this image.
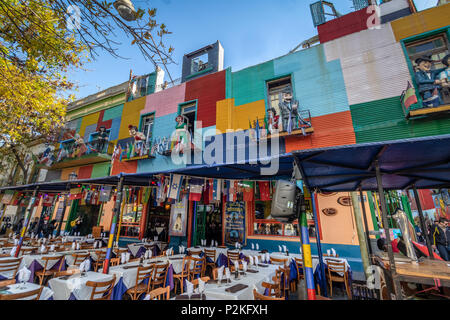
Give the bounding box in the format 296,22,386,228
284,111,356,152
60,167,79,181
110,159,137,176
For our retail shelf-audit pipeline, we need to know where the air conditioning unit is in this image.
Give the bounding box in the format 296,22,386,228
270,180,300,223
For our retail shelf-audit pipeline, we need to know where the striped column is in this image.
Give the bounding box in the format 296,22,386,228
15,188,39,258
299,208,316,300
103,177,124,274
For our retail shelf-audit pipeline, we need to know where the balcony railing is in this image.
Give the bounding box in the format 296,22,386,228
36,139,115,169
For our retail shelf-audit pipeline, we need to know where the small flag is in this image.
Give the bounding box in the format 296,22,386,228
189,178,203,201
402,81,418,110
255,118,260,141
259,181,271,201
212,179,222,202
168,174,184,201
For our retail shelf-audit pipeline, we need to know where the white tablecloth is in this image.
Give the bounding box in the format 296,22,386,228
48,271,115,300
127,241,163,257
0,282,53,300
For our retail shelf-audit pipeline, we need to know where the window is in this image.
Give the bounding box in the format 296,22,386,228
180,102,197,137
267,76,292,116
191,53,209,74
128,75,150,101
141,114,155,147
405,33,450,105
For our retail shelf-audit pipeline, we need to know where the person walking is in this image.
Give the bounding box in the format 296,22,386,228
431,218,449,261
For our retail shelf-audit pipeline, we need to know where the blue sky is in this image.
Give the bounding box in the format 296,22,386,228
67,0,436,99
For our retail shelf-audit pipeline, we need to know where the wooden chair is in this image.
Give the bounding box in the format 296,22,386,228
188,256,206,281
191,276,210,289
270,256,288,266
227,250,240,266
0,286,43,300
148,286,170,300
274,266,290,299
324,253,339,258
173,256,191,294
71,252,90,267
35,255,64,285
113,247,128,257
0,279,16,286
204,248,216,270
253,288,285,300
92,250,106,272
326,260,351,299
20,247,35,256
53,269,80,278
80,243,94,250
261,281,281,298
85,274,116,300
152,262,169,290
110,257,120,266
126,264,155,300
189,249,202,256
0,257,22,281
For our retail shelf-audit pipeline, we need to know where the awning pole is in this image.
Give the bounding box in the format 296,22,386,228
359,189,373,256
103,176,124,274
15,187,39,257
311,191,328,297
375,161,403,300
412,185,434,260
56,183,70,236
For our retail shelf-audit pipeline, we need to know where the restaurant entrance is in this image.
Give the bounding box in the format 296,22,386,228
193,202,222,246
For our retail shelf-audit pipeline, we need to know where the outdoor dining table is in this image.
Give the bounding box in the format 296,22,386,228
186,246,238,267
0,282,54,300
19,253,66,283
127,242,162,258
48,271,115,300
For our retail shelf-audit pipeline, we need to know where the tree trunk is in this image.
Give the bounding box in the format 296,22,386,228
11,146,28,185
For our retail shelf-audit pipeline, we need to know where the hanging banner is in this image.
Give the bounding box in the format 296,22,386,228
224,201,246,246
69,188,82,200
167,174,184,201
1,191,15,204
169,195,188,237
54,198,66,221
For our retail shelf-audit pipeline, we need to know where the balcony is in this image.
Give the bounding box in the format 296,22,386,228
402,86,450,120
250,109,314,141
36,139,115,169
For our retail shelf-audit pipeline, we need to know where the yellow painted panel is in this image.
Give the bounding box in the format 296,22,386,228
78,112,100,137
60,167,79,181
118,97,147,140
233,100,266,131
216,98,234,134
391,4,450,41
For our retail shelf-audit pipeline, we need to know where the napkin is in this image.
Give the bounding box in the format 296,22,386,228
254,256,259,265
10,246,17,257
225,267,231,281
242,261,248,272
99,241,102,248
126,252,131,263
234,260,239,272
154,236,158,241
235,242,238,249
251,243,254,250
283,245,287,252
217,266,224,282
327,249,331,256
331,248,336,257
148,250,152,259
76,243,80,250
121,253,126,264
248,256,254,266
93,241,98,249
278,245,282,252
198,277,205,295
265,253,270,263
80,259,90,272
50,245,55,252
256,243,259,250
71,242,76,250
14,239,18,245
18,266,31,283
186,280,194,297
40,244,46,253
178,246,182,254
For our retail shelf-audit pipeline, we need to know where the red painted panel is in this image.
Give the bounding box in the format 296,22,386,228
318,8,372,44
284,111,356,152
96,110,113,131
419,189,435,211
184,70,226,128
110,160,137,176
78,165,94,179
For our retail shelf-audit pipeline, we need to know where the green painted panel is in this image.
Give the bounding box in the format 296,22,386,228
91,162,110,178
232,60,274,106
350,96,450,143
103,104,124,121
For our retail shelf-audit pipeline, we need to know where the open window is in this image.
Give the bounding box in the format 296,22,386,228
141,114,155,148
267,76,292,117
191,53,209,74
180,102,197,137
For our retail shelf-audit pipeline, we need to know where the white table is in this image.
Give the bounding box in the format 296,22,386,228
127,241,163,257
48,271,115,300
0,282,53,300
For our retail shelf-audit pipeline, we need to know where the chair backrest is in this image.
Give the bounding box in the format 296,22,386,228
204,249,216,261
294,257,303,275
20,247,35,256
0,257,22,279
189,249,202,256
0,279,16,286
191,276,210,289
86,274,116,300
227,250,240,263
42,255,64,272
114,248,128,256
180,256,191,276
261,281,281,297
135,264,155,292
0,286,43,300
110,257,120,266
152,262,169,287
323,253,339,258
94,250,106,261
270,257,288,266
253,288,285,300
189,256,205,279
327,260,346,274
72,252,90,266
148,286,170,300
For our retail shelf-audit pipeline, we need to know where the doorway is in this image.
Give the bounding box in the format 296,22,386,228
194,203,222,246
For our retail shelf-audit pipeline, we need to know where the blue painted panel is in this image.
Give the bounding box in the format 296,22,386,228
273,46,350,117
109,117,122,141
83,124,98,141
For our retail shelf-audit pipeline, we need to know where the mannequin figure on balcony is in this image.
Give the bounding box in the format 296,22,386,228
414,55,446,107
279,89,299,133
128,125,146,157
172,115,188,154
439,54,450,87
267,108,280,135
95,126,109,153
73,134,87,158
